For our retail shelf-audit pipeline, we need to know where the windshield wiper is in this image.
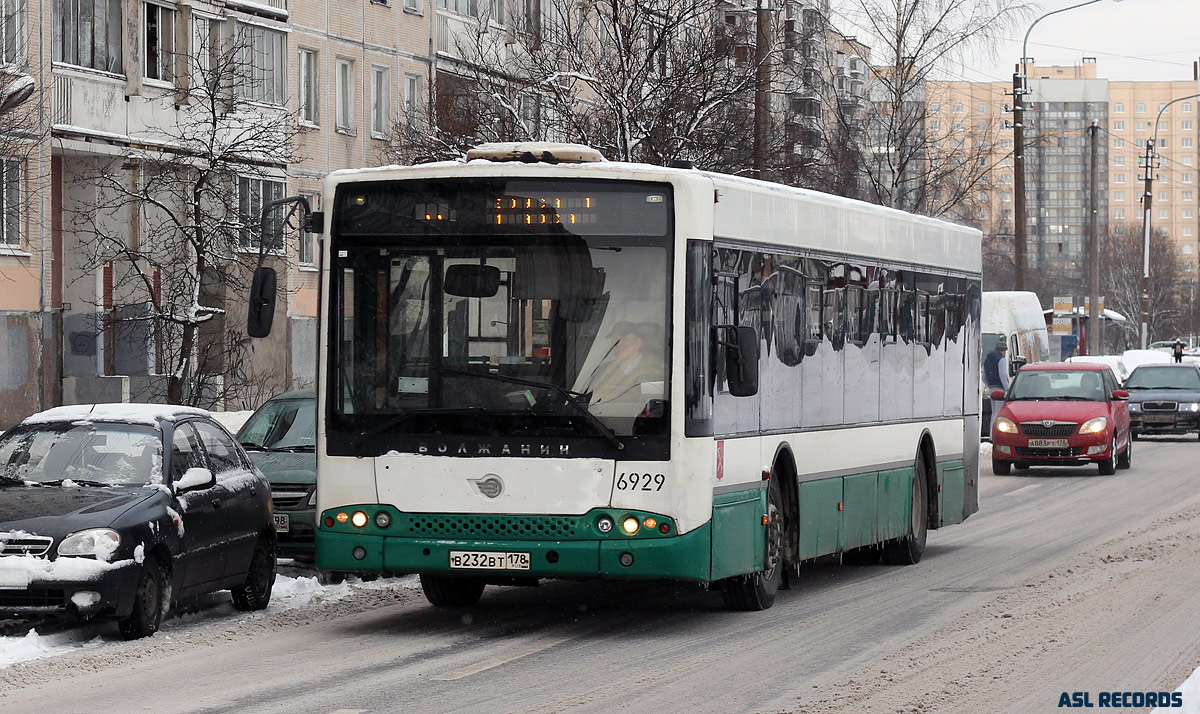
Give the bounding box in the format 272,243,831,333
265,445,315,453
41,478,111,487
441,367,624,451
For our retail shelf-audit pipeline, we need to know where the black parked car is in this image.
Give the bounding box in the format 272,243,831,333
0,404,276,639
1125,364,1200,439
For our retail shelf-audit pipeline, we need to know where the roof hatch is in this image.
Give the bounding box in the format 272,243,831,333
466,142,606,164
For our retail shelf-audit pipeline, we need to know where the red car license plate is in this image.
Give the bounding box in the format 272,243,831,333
1028,438,1069,448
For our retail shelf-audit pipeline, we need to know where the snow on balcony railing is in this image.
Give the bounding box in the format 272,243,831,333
51,74,70,125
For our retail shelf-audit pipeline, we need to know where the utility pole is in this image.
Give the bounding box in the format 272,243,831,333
1012,67,1028,291
753,0,771,179
1140,138,1155,349
1088,121,1100,356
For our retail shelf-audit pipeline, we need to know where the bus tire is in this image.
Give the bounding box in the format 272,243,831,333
882,457,928,566
420,574,485,607
721,476,784,611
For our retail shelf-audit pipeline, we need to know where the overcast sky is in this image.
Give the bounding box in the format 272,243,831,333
832,0,1198,84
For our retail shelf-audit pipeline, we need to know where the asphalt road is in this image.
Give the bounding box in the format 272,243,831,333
4,437,1200,714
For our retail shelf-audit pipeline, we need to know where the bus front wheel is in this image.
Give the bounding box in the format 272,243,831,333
882,456,928,566
420,574,485,607
721,476,784,611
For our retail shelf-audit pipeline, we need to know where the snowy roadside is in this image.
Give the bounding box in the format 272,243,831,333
0,569,419,672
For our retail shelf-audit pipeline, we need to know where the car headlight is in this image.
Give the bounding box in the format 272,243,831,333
57,529,121,561
1079,417,1108,434
994,417,1018,434
1179,402,1200,413
1129,403,1141,412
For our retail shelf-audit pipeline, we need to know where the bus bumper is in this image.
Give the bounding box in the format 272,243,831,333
315,508,714,582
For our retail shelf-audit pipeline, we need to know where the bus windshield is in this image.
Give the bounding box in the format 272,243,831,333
327,179,673,456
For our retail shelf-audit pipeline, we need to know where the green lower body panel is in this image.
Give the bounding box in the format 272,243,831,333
938,460,966,527
841,473,878,550
710,488,767,580
878,468,914,542
798,479,843,560
316,514,715,582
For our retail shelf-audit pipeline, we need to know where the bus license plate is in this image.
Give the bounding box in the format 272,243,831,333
1028,438,1069,448
449,551,530,571
273,514,290,533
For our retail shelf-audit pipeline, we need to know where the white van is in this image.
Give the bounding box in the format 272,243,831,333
981,291,1050,435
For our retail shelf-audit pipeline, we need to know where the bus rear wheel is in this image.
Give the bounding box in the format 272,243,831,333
882,456,928,566
420,574,485,607
721,476,784,611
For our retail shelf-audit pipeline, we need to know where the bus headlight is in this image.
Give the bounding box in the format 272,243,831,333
596,515,614,533
374,511,392,528
994,417,1018,434
350,511,369,528
1079,417,1108,434
621,516,640,535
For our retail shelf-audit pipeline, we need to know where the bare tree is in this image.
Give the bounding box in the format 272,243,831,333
391,0,758,169
808,0,1029,217
1103,222,1184,351
67,29,299,406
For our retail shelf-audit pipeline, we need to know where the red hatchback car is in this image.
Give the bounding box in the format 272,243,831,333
991,363,1132,475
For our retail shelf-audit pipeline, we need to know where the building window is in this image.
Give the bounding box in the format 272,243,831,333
929,102,940,112
1184,208,1194,219
437,0,478,15
2,0,26,64
1114,208,1125,220
952,102,963,113
1184,120,1194,131
1114,156,1124,166
1113,120,1124,131
404,0,420,11
336,59,354,132
1114,173,1125,184
1114,138,1124,148
1184,173,1194,184
1114,191,1124,201
976,103,987,114
237,176,285,252
1185,227,1195,238
0,159,19,247
1135,103,1146,114
236,24,285,104
1114,102,1125,113
299,191,319,264
1185,191,1194,201
299,49,318,125
1184,138,1195,149
1001,173,1012,184
191,16,220,91
1159,208,1168,219
53,0,123,73
404,73,421,126
1159,103,1168,113
1135,120,1148,131
929,120,941,132
1002,192,1011,202
371,65,389,138
143,2,175,82
1184,103,1193,113
1159,191,1168,201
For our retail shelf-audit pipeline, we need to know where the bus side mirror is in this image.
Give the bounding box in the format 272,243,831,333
1008,355,1027,377
717,325,759,397
247,266,277,338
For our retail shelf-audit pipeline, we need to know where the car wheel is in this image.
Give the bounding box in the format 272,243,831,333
232,536,276,611
882,456,928,566
992,458,1011,475
1117,435,1132,469
1098,438,1117,476
1131,429,1140,441
722,476,785,610
118,554,168,640
420,575,486,607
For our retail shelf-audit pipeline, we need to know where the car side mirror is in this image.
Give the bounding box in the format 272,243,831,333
175,467,215,492
247,266,277,338
1008,355,1027,377
716,325,759,397
990,389,1006,400
1112,390,1129,400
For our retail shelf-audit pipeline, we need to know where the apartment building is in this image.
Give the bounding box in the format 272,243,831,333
929,59,1200,293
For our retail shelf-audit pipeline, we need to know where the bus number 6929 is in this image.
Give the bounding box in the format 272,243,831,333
617,473,665,491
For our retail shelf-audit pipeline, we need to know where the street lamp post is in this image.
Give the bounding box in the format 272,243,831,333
1012,0,1122,292
1139,92,1200,348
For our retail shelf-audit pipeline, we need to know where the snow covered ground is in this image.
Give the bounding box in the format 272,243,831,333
0,565,418,671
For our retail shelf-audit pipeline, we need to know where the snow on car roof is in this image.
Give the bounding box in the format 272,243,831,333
21,403,211,427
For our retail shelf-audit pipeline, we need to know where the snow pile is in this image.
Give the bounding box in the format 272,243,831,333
0,628,105,670
1154,665,1200,714
979,441,993,461
0,556,133,589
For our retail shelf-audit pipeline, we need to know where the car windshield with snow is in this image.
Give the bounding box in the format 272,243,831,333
0,404,277,639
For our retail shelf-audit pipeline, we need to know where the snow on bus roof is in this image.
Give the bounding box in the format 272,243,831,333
21,403,211,427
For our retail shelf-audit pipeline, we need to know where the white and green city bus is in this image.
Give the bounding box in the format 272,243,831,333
250,142,982,610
